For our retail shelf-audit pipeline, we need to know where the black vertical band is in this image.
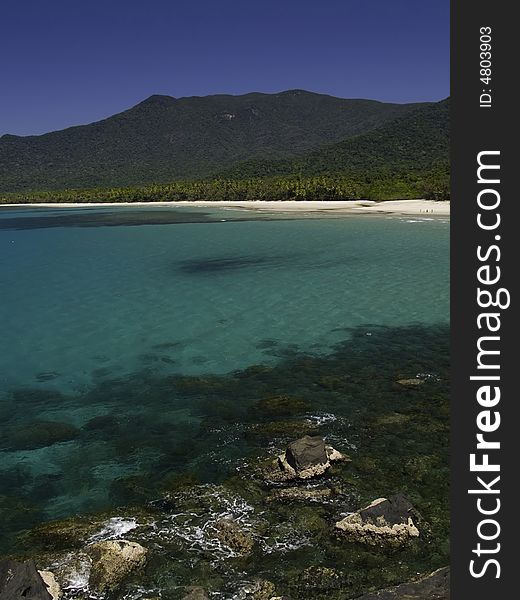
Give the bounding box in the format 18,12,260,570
451,1,516,596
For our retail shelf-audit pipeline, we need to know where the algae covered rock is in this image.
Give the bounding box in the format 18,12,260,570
266,486,333,503
335,493,420,547
27,515,110,551
212,518,254,556
86,539,147,593
353,567,449,599
0,559,52,600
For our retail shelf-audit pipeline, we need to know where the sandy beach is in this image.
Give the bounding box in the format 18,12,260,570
1,199,450,216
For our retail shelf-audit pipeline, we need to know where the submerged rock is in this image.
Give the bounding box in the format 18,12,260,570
0,559,52,600
266,436,349,482
212,518,254,556
353,567,449,599
335,493,420,547
4,421,79,451
86,539,147,593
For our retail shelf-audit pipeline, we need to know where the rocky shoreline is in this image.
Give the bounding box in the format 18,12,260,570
0,435,449,600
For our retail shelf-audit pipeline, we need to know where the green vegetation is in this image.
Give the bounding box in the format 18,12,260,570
0,92,449,202
0,168,449,204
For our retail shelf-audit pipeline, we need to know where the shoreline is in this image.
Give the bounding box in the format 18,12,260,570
0,199,450,216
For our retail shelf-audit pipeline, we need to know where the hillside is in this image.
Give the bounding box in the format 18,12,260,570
0,90,432,192
219,99,449,179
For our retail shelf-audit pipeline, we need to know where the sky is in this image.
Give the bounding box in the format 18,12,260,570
0,0,449,136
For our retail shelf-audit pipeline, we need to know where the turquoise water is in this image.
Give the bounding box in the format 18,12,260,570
1,207,448,392
0,207,449,591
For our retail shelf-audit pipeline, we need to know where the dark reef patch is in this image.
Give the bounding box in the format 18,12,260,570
0,209,283,231
177,255,281,274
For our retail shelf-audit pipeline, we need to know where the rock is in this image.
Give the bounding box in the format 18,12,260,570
353,567,449,599
266,487,333,503
285,435,328,471
335,493,420,547
326,445,350,463
213,518,254,556
86,539,147,593
251,579,276,599
182,586,210,600
37,571,62,600
0,559,52,600
268,436,348,481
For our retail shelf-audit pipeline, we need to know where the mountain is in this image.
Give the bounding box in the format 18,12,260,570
0,90,439,192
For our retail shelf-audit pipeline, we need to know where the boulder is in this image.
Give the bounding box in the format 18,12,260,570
335,493,420,547
285,436,328,471
0,560,52,600
268,436,349,481
86,539,147,593
353,567,449,599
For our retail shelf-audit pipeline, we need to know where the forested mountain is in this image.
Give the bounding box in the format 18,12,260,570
0,91,443,193
220,99,449,178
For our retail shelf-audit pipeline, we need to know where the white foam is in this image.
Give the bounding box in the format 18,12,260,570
88,517,138,542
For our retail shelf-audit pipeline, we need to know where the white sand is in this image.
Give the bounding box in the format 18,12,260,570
1,199,450,216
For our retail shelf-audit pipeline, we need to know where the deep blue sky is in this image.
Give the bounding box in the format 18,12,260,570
0,0,449,136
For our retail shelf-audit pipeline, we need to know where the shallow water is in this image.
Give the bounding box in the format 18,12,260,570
0,206,449,597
